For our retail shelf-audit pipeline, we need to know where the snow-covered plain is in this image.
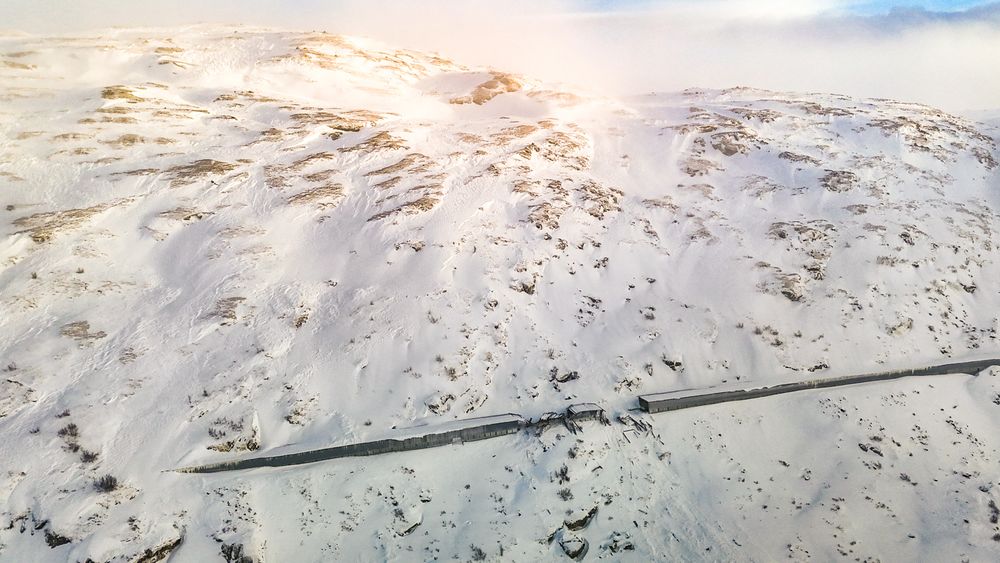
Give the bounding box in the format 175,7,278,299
1,25,999,562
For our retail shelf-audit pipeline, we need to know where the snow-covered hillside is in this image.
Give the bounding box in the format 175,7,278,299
1,25,999,562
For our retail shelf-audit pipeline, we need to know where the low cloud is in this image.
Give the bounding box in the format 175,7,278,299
3,0,999,111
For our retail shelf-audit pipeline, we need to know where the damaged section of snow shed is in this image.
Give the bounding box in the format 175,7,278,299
566,403,607,423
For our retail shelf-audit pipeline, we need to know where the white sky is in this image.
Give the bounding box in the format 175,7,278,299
2,0,999,111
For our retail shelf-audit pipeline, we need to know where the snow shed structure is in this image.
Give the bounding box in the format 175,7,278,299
177,413,525,474
638,358,1000,414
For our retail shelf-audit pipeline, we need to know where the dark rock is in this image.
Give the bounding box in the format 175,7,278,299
604,531,635,554
559,536,589,560
565,506,599,531
44,529,71,548
135,536,183,563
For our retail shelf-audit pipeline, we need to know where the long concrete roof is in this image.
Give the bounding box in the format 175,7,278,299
639,357,1000,404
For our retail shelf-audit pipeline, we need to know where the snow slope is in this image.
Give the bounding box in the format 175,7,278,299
1,25,999,562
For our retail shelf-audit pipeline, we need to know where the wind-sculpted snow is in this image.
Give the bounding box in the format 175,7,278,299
1,26,999,562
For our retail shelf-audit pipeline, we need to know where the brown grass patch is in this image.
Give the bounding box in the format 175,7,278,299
60,321,107,342
456,133,484,144
96,106,132,115
264,165,289,189
164,159,238,187
778,151,821,165
372,176,402,190
798,102,853,117
1,60,35,70
216,90,280,104
52,133,89,141
218,226,265,239
112,168,159,178
364,153,430,177
287,152,336,172
90,157,123,165
287,184,344,208
339,131,407,153
450,72,522,105
158,207,213,221
296,33,354,48
102,134,146,148
527,202,563,230
253,128,286,144
152,108,209,120
81,116,138,124
303,169,336,182
513,180,539,194
158,59,192,69
208,297,245,323
820,170,859,192
101,85,143,103
681,157,722,177
51,148,92,157
367,195,439,221
491,124,537,143
13,199,130,242
289,109,382,137
642,197,679,212
579,181,623,219
527,90,583,105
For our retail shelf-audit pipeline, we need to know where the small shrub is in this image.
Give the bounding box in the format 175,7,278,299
80,450,99,463
44,529,72,548
213,417,243,432
94,474,119,493
57,423,78,437
470,545,487,561
220,542,253,563
557,488,574,501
